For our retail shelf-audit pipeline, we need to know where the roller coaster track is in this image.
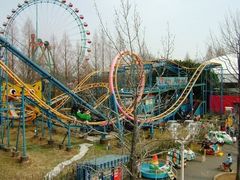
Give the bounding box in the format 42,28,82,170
0,61,69,121
110,51,221,123
109,51,145,120
4,91,40,121
141,59,196,70
3,69,109,122
52,82,109,110
0,61,109,126
75,83,110,111
6,98,38,121
0,36,107,120
146,61,221,122
51,71,100,107
167,60,197,70
17,103,39,121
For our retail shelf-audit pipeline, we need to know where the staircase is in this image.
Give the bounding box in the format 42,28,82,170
167,170,176,180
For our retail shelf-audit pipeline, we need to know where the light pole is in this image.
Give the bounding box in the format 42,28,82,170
168,120,200,180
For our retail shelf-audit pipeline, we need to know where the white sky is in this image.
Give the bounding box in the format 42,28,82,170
0,0,239,59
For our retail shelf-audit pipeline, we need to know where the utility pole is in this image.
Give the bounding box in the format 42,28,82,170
236,43,240,180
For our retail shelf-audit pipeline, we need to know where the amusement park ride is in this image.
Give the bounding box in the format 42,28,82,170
0,0,223,170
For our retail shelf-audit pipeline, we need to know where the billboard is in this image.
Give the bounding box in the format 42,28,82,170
156,77,188,87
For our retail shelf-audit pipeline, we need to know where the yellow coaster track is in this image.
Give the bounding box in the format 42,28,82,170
147,60,221,122
0,61,109,126
119,60,221,122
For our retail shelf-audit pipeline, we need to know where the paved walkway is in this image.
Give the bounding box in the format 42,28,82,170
180,143,238,180
44,143,93,180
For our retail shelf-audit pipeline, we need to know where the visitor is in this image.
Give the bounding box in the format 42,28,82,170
211,134,218,144
201,138,210,150
137,158,142,178
222,153,233,172
226,125,230,135
201,138,210,162
71,103,78,115
220,122,226,131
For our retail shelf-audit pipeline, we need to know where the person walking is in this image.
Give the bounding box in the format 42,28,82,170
137,158,142,178
222,153,233,172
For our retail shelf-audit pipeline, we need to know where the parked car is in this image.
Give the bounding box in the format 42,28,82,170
184,148,196,161
167,148,196,168
207,131,225,144
217,131,233,144
208,131,233,144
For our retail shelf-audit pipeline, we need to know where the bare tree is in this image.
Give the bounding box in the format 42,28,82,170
90,29,114,72
94,0,158,179
7,22,18,71
184,52,191,61
100,29,106,72
205,45,214,60
160,23,175,60
49,34,59,77
92,31,100,71
18,18,36,83
75,42,82,84
59,33,74,84
211,10,240,179
116,29,126,51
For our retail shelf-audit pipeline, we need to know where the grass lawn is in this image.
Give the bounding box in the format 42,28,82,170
0,125,127,180
0,115,216,179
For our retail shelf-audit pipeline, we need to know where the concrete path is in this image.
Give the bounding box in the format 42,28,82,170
44,143,93,180
181,143,238,180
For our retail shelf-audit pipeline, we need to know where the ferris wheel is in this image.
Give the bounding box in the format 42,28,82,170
1,0,91,68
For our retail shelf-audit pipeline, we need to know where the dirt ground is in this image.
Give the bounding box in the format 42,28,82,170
214,173,236,180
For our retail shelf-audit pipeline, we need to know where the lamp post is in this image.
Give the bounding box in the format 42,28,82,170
168,120,200,180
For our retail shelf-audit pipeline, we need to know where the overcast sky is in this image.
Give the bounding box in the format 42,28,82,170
0,0,239,60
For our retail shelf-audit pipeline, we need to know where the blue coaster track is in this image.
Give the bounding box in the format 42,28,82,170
0,36,107,120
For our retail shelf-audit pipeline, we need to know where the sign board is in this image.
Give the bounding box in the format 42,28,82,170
156,77,188,87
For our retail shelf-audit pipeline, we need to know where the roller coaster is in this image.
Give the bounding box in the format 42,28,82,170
0,36,223,159
109,51,222,125
0,1,223,162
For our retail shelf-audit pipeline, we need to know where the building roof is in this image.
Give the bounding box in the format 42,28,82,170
78,154,129,170
209,54,238,83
